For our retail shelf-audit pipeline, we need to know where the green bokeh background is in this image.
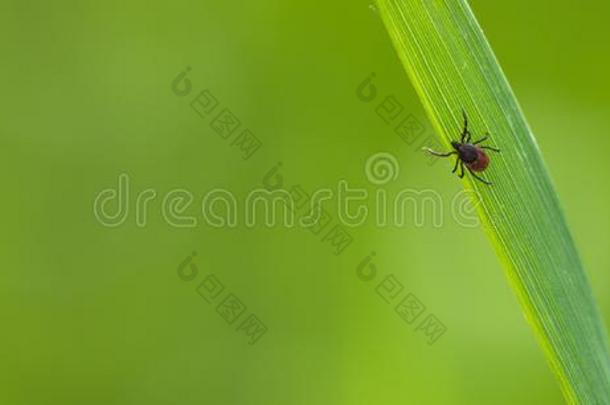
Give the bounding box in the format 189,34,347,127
2,1,609,404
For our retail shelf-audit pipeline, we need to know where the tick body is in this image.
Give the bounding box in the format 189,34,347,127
425,111,500,185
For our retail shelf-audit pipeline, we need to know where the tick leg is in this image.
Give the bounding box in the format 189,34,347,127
461,110,471,143
462,109,469,131
467,167,492,185
481,146,501,153
473,135,489,145
462,130,472,143
458,161,465,178
451,157,460,173
423,148,456,158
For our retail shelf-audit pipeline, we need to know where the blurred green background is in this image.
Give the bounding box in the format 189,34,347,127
2,0,610,403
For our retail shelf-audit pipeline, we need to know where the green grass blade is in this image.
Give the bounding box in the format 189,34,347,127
375,0,610,402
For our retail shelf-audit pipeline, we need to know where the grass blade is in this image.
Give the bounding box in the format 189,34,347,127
375,0,610,402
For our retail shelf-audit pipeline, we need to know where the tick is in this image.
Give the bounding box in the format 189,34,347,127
424,111,500,185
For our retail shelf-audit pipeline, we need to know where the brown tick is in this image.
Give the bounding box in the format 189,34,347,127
425,111,500,185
